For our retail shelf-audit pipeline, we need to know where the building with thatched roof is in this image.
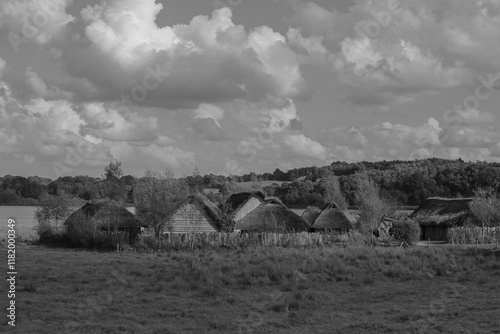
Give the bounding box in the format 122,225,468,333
409,197,478,241
165,194,221,233
234,198,309,232
310,202,353,233
64,202,146,232
301,206,321,225
64,202,147,245
226,190,266,222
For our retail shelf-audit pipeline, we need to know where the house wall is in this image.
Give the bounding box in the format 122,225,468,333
421,225,448,241
234,197,262,222
166,203,218,233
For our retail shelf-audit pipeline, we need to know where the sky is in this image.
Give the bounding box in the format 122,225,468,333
1,0,500,178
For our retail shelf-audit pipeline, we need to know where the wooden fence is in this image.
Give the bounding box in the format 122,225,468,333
447,226,500,244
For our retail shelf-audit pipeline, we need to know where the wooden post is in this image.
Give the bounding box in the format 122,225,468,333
116,243,119,252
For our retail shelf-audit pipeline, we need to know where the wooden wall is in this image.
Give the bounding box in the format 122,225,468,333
165,203,218,233
233,197,262,222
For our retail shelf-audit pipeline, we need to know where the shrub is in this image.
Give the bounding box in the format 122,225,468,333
391,219,420,245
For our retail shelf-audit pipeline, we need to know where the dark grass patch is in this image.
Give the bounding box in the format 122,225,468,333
10,244,500,334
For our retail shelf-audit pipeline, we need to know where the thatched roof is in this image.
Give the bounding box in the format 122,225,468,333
301,206,321,225
64,202,146,230
234,198,309,232
409,197,476,226
226,190,266,213
311,202,353,231
171,194,221,224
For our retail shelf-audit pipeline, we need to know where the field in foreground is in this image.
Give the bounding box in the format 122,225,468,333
2,244,500,334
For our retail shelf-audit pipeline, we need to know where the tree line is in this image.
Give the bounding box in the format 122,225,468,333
2,158,500,207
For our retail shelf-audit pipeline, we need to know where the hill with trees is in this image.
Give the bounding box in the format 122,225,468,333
2,158,500,207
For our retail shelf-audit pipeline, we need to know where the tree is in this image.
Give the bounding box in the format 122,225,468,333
133,169,190,242
470,187,500,243
319,170,347,210
354,173,396,238
104,161,123,180
35,191,82,238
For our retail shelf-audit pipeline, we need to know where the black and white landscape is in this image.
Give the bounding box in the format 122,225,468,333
1,1,500,333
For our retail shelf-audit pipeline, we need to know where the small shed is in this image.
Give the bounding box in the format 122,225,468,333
234,198,309,233
409,197,478,241
226,190,266,222
374,216,399,239
165,194,221,233
310,202,353,234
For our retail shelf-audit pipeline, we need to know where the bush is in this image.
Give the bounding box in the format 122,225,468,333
391,220,420,245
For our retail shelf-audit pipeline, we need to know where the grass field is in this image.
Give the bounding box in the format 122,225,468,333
3,243,500,333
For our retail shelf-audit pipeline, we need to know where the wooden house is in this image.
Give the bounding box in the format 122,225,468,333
164,194,221,233
409,197,479,241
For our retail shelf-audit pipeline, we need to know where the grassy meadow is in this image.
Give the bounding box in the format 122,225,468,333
2,243,500,334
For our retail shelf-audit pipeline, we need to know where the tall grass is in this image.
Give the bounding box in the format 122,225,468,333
134,231,373,252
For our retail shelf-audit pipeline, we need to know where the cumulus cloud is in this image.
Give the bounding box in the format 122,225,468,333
320,115,500,162
58,1,307,108
25,68,74,100
0,79,194,172
194,104,224,127
282,133,327,160
137,144,195,169
286,0,500,109
0,0,74,45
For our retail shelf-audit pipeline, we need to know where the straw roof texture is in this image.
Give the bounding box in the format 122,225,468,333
311,202,353,231
226,190,266,212
65,202,145,230
170,194,221,223
409,197,476,226
234,199,309,232
301,206,321,225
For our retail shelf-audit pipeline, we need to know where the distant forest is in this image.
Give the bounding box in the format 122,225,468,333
1,158,500,207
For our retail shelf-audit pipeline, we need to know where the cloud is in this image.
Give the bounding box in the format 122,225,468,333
0,0,74,45
194,104,224,127
25,67,74,100
137,144,195,169
58,2,307,108
320,115,500,162
0,79,194,172
0,58,5,77
191,117,229,142
286,0,500,109
282,133,327,160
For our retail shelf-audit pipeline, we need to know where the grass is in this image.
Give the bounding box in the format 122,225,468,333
3,244,500,333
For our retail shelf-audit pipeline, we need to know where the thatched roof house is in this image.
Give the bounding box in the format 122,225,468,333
226,190,266,222
310,202,353,233
234,198,309,232
409,197,478,241
165,194,221,233
64,202,146,232
301,206,321,225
